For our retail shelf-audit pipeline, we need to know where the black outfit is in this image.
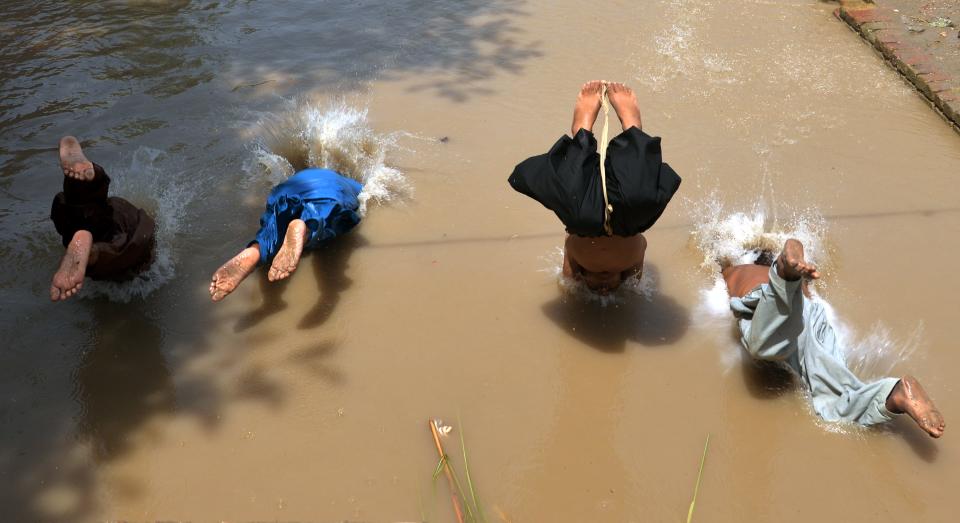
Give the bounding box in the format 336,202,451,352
50,164,156,281
507,127,681,237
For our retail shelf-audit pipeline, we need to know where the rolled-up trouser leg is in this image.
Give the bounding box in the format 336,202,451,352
800,300,898,426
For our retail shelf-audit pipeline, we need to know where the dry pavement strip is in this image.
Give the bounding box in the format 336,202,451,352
837,0,960,130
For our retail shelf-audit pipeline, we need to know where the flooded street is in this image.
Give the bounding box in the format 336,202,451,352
2,0,959,521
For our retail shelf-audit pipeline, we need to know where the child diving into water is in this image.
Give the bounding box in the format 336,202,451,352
508,81,681,295
209,167,362,301
723,238,945,437
49,137,156,301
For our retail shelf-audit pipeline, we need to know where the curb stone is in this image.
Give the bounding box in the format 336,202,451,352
835,1,960,131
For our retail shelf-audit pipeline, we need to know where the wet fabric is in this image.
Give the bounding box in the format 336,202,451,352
508,127,681,237
252,168,363,264
50,164,156,281
730,264,898,426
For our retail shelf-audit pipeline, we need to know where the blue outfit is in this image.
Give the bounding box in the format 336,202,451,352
253,168,362,264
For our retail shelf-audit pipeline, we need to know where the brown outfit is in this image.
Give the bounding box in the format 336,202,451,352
50,164,156,281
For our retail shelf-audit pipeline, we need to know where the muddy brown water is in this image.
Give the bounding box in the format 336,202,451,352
2,0,959,521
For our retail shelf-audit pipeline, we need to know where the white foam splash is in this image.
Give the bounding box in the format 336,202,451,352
540,246,655,307
820,300,924,381
688,193,828,271
637,1,739,94
693,277,743,373
80,147,190,302
246,99,411,215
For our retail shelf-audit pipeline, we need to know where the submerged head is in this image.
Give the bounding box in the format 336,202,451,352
564,233,647,295
570,263,640,295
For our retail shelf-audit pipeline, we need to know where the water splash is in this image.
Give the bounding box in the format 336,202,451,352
820,301,924,381
540,246,655,307
81,147,192,302
246,99,411,215
688,193,828,271
636,0,739,95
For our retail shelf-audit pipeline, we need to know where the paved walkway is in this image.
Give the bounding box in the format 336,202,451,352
837,0,960,129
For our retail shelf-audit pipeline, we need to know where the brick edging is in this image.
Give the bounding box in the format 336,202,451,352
835,3,960,131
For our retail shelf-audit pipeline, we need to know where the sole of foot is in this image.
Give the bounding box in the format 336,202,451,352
889,376,946,438
605,82,642,131
776,239,820,281
59,136,95,181
210,246,260,302
51,230,93,301
571,80,604,136
268,219,308,282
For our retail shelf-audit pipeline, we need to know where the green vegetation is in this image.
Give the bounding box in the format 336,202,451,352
686,434,711,523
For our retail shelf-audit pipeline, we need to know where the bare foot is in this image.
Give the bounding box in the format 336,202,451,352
775,239,820,281
210,246,260,302
886,376,946,438
606,82,642,131
571,80,604,136
268,219,309,282
59,136,94,180
51,230,92,301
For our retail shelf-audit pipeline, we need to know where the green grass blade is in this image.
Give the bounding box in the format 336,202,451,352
448,462,477,522
417,483,427,523
458,415,486,522
433,455,446,481
433,446,473,521
686,434,710,523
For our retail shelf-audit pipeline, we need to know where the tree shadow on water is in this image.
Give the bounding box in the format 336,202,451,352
3,300,177,522
541,265,690,353
225,0,542,102
286,340,345,386
233,271,290,332
75,302,175,462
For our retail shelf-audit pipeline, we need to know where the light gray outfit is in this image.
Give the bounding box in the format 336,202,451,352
730,263,899,426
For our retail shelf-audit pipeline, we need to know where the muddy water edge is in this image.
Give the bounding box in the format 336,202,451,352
1,0,959,521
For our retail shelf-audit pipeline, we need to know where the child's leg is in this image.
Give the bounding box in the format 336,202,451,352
210,244,261,302
800,302,945,437
50,230,93,301
737,263,805,365
267,219,310,282
887,376,946,438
